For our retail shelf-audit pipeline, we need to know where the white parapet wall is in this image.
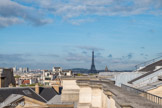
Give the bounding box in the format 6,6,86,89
61,78,117,108
61,79,80,103
91,88,102,108
62,80,80,90
79,86,92,104
60,77,162,108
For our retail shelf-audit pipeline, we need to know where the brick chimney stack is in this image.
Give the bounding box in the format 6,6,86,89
35,79,39,94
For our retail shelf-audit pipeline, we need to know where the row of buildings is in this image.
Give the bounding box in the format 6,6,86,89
0,66,74,107
0,66,73,88
13,66,72,86
13,67,29,73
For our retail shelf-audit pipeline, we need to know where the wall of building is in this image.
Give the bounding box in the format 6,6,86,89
61,80,80,103
147,86,162,97
61,79,117,108
91,88,102,108
102,91,108,108
0,68,15,87
61,78,162,108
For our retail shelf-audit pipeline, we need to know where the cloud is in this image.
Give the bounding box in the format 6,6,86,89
94,55,142,70
1,0,162,27
108,54,113,58
82,51,88,55
67,18,95,25
39,54,60,58
0,0,52,27
0,52,145,70
65,52,90,62
77,46,104,51
148,29,155,33
140,53,148,59
95,52,102,57
0,17,22,28
140,47,145,49
122,53,134,60
127,53,133,59
0,54,31,62
156,52,162,57
63,51,143,70
25,0,162,17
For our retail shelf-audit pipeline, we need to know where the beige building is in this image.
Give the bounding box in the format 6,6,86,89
52,67,62,73
61,70,72,76
61,76,162,108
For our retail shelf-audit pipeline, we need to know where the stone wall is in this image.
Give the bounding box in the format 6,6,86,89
147,85,162,97
61,79,116,108
61,77,162,108
61,80,80,103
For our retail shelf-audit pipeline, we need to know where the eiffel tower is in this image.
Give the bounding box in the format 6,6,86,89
89,51,97,73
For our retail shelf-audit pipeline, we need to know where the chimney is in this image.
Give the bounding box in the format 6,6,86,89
53,79,61,93
35,79,39,94
53,85,60,93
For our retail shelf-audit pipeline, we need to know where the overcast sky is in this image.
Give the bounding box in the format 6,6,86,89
1,0,162,70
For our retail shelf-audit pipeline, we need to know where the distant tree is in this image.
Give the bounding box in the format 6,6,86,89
14,75,20,78
20,83,44,87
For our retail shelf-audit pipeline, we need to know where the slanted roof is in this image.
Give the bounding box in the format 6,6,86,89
39,87,58,101
138,60,162,72
128,68,162,84
0,87,47,103
0,94,24,108
31,87,58,101
54,67,61,69
138,81,162,91
22,80,30,85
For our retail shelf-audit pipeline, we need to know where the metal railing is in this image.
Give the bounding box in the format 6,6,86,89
121,84,162,105
135,56,162,70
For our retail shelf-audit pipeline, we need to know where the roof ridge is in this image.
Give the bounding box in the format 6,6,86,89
29,88,47,103
40,87,58,94
128,68,162,84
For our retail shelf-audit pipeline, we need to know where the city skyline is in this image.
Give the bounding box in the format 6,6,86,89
1,0,162,70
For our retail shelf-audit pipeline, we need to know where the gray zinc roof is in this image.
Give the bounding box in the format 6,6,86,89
0,87,47,103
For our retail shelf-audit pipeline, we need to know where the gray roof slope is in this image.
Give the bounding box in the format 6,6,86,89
139,60,162,72
138,81,162,91
128,68,162,84
0,94,23,108
54,67,61,69
0,87,47,103
39,87,58,101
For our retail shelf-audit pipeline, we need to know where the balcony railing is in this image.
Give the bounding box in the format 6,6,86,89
121,84,162,105
135,56,162,70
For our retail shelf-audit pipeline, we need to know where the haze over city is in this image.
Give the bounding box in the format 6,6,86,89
1,0,162,70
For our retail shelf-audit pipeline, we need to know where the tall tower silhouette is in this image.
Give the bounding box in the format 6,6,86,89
90,51,97,73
